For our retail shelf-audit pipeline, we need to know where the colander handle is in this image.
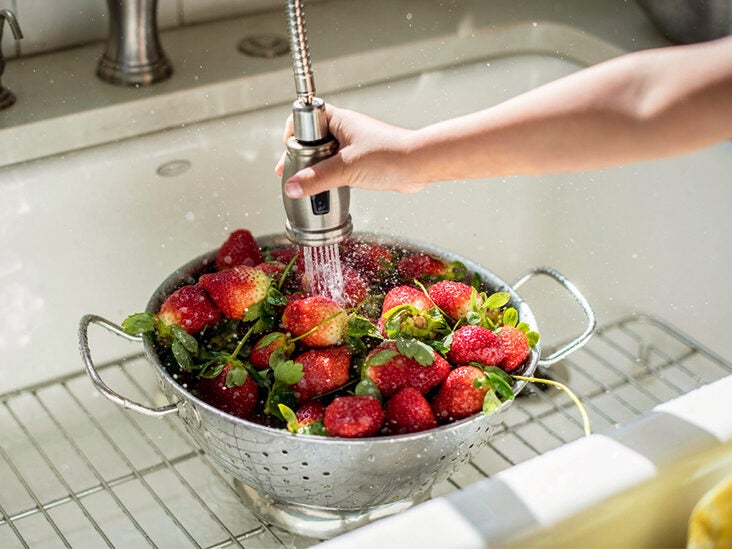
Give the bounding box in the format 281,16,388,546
511,266,596,367
78,314,179,418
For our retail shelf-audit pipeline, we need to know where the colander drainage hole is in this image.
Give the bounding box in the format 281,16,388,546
301,461,308,467
263,467,271,472
323,471,330,476
282,449,288,454
282,466,289,471
302,476,310,480
262,452,269,457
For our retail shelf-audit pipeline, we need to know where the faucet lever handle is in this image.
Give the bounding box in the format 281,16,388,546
0,9,23,40
0,9,23,111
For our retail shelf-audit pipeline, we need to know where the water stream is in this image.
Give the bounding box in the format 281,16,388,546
302,243,345,305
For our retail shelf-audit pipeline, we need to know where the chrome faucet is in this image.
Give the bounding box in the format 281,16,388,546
97,0,172,86
0,9,23,110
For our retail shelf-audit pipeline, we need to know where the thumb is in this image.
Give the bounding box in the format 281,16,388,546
283,153,348,198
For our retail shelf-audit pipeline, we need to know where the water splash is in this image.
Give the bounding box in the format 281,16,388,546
302,243,345,305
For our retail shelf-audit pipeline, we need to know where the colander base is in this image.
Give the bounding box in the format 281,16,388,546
233,479,430,539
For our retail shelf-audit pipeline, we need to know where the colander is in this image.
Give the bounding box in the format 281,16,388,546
79,233,595,538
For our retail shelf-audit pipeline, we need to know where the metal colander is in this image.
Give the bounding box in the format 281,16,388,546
79,233,594,538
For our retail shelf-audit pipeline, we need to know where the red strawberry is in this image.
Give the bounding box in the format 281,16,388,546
292,345,351,402
269,245,300,265
341,240,394,279
340,264,369,308
158,284,221,335
381,285,434,315
295,400,326,426
384,387,437,435
215,229,263,271
428,280,481,321
432,365,488,423
497,326,530,372
281,295,347,348
364,341,450,398
396,253,451,283
447,325,505,367
248,332,294,369
324,396,384,438
199,265,270,320
196,363,259,420
254,261,286,279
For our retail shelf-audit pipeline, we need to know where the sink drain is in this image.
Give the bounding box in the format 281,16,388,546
238,34,290,58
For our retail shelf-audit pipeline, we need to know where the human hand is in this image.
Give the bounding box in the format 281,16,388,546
275,105,426,197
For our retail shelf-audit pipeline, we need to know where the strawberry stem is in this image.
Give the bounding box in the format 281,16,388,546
278,252,299,290
290,310,346,343
229,323,257,361
512,375,592,437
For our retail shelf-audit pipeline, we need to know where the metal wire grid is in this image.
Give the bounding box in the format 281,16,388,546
1,315,730,548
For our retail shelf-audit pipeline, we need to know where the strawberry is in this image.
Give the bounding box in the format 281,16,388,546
196,363,259,420
428,280,482,321
248,332,295,369
379,286,445,340
447,325,505,367
381,285,434,315
324,395,384,438
340,264,369,308
199,265,270,320
497,326,530,372
396,253,465,284
295,400,326,426
364,341,450,398
292,345,351,402
215,229,263,271
383,387,437,435
254,261,286,279
269,245,299,265
432,365,488,423
158,284,221,335
281,295,348,348
341,240,394,280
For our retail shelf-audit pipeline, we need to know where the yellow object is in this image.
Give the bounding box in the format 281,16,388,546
688,473,732,549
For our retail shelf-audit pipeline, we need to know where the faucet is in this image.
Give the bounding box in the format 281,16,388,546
279,0,353,247
0,9,23,110
97,0,172,86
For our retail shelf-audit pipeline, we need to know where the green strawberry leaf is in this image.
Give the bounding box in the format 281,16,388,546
273,360,304,385
487,371,515,401
471,272,482,291
502,307,519,328
355,379,382,403
466,311,482,325
225,363,249,388
516,322,530,333
122,312,157,336
482,389,502,415
255,332,283,350
298,419,328,436
278,404,300,433
526,331,541,346
171,324,198,354
171,340,195,372
242,301,263,322
264,384,297,419
365,349,399,367
395,337,435,366
485,292,511,310
345,315,383,354
199,360,225,379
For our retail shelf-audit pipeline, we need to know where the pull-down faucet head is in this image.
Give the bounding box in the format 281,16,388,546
280,0,352,247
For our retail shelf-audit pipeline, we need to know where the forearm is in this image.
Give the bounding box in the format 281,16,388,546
409,36,732,182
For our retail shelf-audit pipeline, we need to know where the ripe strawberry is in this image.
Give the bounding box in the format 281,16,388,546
341,240,394,280
269,245,299,265
324,395,384,438
292,345,351,402
295,400,326,426
432,365,488,423
196,363,259,420
248,332,294,369
281,295,348,348
447,325,505,366
199,265,270,320
364,341,450,398
428,280,481,321
215,229,263,271
383,387,437,435
396,253,452,283
340,264,369,308
381,285,434,315
254,261,286,279
497,326,530,372
158,284,221,335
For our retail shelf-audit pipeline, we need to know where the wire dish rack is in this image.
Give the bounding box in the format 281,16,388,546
1,315,731,548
